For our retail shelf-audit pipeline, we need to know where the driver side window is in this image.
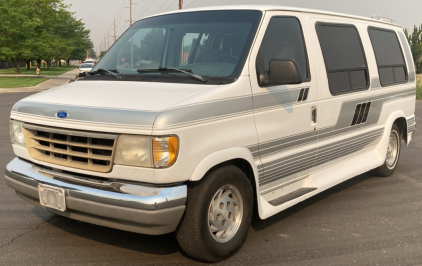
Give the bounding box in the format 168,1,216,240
256,17,310,83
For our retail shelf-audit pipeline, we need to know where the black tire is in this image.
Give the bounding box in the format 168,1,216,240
176,165,253,262
372,124,401,177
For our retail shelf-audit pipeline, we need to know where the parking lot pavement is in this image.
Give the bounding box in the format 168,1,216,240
1,92,422,265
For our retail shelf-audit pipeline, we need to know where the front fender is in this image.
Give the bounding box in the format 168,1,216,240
189,147,259,182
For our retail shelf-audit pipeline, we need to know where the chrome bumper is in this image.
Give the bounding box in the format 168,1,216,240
4,158,187,235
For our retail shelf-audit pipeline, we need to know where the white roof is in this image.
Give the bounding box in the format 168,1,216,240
140,5,401,28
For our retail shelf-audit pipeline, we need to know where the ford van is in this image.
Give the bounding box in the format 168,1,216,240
5,6,416,262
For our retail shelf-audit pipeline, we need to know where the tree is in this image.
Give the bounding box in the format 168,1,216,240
99,50,107,59
0,0,40,73
405,26,422,71
89,41,97,59
0,0,93,71
139,29,165,63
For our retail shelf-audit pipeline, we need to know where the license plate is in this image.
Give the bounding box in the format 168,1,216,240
38,184,66,212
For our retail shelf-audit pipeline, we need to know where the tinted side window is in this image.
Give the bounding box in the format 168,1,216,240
368,28,407,86
256,17,309,83
316,23,369,95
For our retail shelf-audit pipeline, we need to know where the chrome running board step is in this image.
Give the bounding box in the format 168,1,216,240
268,187,317,206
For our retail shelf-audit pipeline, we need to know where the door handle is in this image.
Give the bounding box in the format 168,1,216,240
311,106,317,125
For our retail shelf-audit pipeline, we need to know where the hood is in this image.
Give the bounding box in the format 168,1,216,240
12,80,217,128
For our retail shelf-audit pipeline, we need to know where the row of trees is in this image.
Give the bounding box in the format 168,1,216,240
405,25,422,72
0,0,94,73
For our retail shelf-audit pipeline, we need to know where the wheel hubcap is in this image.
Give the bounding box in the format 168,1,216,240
208,185,243,243
386,131,399,169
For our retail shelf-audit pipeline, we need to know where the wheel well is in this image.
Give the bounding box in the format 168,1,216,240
393,117,408,143
190,158,257,198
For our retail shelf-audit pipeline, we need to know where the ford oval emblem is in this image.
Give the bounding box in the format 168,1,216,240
56,111,69,119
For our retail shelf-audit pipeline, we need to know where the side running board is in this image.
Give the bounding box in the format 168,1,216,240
268,187,317,206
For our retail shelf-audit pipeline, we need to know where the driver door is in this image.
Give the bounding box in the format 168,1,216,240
249,12,319,196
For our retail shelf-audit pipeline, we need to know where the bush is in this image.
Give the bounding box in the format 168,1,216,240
417,77,422,100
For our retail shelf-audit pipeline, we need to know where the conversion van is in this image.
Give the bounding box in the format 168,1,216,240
5,6,416,262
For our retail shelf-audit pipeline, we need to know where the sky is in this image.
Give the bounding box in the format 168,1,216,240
62,0,422,55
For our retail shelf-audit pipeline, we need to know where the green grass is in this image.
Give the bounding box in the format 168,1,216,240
0,66,77,76
0,77,49,88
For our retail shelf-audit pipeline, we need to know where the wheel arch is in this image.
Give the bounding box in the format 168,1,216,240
393,116,408,144
189,147,260,203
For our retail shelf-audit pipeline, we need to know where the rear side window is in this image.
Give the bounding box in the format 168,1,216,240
368,27,407,86
316,23,369,95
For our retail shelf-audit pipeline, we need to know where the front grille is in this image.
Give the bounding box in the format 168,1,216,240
23,124,117,173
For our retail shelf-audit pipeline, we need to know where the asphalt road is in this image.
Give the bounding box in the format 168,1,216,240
1,92,422,265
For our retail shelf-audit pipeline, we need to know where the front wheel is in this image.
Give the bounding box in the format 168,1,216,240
176,165,253,262
372,124,401,177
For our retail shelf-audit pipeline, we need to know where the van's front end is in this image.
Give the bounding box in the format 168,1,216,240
5,8,263,262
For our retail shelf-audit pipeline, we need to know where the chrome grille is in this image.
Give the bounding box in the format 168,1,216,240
23,124,117,173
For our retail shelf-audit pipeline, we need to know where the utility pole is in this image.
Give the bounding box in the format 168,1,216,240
107,30,110,49
130,0,132,25
114,18,117,42
179,0,183,9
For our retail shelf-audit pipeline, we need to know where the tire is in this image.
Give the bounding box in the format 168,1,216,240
372,124,401,177
176,165,253,262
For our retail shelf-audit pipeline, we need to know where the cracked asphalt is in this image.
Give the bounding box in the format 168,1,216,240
1,92,422,265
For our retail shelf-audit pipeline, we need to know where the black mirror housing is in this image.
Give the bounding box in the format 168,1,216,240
259,59,303,87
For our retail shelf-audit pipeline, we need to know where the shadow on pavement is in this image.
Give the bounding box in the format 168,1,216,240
31,207,181,256
251,172,374,231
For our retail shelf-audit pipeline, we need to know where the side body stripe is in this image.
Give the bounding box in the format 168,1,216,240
250,88,415,189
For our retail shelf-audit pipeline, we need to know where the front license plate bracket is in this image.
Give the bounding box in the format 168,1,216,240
38,184,66,212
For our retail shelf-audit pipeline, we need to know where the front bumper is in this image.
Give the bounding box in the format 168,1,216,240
4,158,187,235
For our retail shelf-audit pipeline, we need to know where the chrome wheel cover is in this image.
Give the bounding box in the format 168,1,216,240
386,131,399,169
208,185,243,243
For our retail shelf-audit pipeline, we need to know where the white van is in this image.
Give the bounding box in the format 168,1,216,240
5,6,416,262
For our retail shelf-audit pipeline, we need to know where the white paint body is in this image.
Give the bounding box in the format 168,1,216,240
10,6,416,220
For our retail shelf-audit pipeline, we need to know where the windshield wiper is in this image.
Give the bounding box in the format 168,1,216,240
90,69,121,79
137,67,206,83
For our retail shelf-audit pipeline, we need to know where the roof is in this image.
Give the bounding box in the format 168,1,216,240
139,5,402,28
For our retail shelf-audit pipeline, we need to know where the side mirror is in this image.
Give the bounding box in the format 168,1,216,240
258,59,302,87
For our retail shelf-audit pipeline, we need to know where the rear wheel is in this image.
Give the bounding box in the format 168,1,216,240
176,165,253,262
372,124,401,177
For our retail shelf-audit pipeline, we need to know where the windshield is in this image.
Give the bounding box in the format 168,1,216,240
92,10,262,83
80,64,93,68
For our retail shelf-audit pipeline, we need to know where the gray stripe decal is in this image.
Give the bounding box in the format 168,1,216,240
252,87,301,111
262,128,382,173
249,88,415,158
259,128,382,186
397,31,416,83
154,95,254,128
12,101,159,127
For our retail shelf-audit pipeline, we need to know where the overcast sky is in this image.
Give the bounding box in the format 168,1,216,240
62,0,422,55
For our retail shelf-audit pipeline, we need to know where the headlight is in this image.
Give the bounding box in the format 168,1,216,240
114,135,153,167
10,120,25,147
114,135,179,168
153,136,179,168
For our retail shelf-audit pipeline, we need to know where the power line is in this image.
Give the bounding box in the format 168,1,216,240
154,0,172,14
133,0,155,19
163,0,179,12
133,0,147,13
133,0,153,18
184,0,197,9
